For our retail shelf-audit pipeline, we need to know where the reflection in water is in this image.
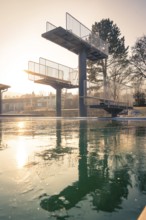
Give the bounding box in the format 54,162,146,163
135,126,146,136
0,119,7,150
16,139,28,168
0,118,146,220
40,121,133,215
36,120,74,161
0,119,2,148
15,121,29,168
17,121,25,129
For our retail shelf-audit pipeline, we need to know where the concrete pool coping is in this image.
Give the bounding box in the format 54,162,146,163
1,114,146,121
138,206,146,220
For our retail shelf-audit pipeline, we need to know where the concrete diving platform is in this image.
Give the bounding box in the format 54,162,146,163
26,70,78,89
42,26,108,61
26,59,78,89
26,58,78,117
90,103,133,117
42,13,108,62
86,97,133,117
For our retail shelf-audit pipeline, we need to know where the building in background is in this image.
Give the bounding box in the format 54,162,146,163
2,92,78,114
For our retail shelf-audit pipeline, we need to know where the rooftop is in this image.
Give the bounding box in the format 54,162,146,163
0,84,10,90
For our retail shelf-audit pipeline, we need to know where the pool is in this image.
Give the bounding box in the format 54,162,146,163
0,117,146,220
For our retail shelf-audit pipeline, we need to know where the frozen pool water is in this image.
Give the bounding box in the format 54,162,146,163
0,117,146,220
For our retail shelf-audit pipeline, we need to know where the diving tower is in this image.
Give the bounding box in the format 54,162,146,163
0,84,10,114
41,13,108,117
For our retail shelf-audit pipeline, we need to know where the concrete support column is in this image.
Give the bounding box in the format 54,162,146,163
79,47,87,117
56,88,62,117
0,90,2,114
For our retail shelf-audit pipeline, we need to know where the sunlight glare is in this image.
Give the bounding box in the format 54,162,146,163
16,138,28,169
17,121,25,129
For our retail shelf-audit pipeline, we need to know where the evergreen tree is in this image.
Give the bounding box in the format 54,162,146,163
87,19,130,100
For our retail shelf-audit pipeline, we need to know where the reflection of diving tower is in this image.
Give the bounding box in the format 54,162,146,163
42,13,108,116
0,84,10,114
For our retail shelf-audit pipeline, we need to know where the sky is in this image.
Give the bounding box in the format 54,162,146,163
0,0,146,95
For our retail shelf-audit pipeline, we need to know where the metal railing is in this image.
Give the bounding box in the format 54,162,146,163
28,61,64,80
84,80,133,107
46,22,56,32
44,13,108,56
39,57,78,85
66,13,108,55
28,59,79,86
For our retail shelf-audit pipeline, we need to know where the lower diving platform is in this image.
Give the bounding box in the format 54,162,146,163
87,98,133,117
25,58,78,117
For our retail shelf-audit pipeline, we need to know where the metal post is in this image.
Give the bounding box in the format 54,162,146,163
79,47,87,117
56,88,62,117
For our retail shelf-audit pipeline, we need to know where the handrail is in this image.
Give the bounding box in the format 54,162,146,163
66,12,108,55
27,60,79,86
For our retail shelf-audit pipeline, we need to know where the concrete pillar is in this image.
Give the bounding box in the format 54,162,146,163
56,88,62,117
79,47,87,117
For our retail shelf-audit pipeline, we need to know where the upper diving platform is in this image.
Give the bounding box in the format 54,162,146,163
42,13,108,61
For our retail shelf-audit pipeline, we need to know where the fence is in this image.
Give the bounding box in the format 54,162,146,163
46,22,56,32
66,13,108,55
84,80,133,107
39,57,78,85
28,59,78,86
44,13,108,56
